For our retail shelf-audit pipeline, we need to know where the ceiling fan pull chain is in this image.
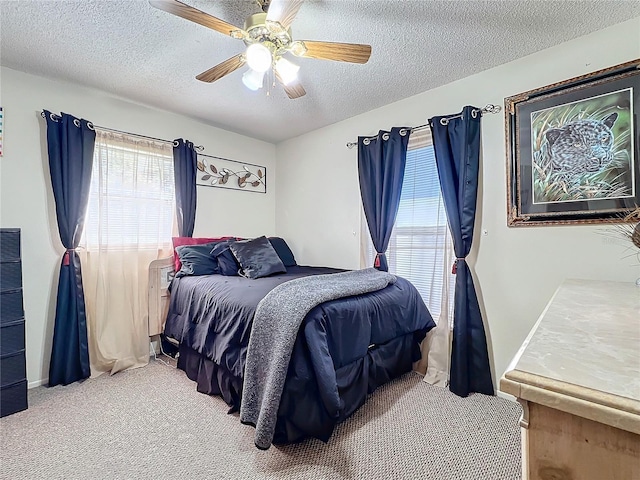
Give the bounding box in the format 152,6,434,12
267,69,273,97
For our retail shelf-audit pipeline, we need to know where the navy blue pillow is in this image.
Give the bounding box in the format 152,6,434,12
175,242,219,278
210,241,241,276
228,236,287,279
268,237,297,267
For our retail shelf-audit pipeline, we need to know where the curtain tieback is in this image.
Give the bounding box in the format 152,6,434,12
63,248,76,266
374,252,385,268
452,257,466,275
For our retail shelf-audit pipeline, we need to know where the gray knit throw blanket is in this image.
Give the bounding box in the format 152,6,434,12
239,268,396,450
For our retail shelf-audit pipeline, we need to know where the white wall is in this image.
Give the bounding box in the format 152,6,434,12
276,18,640,388
0,67,276,386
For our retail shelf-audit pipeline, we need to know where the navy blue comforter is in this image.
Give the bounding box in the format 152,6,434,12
164,266,435,443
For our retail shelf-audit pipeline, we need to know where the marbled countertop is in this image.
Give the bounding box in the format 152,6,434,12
500,278,640,433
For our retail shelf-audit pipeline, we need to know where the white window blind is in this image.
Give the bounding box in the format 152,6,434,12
362,128,455,324
81,129,175,250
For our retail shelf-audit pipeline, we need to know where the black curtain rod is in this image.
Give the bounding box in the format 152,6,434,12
39,111,204,151
345,104,502,149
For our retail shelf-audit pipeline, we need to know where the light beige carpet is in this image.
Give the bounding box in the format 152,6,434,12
0,360,521,479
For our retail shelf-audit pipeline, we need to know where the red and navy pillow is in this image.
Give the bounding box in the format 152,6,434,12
171,236,233,272
172,235,297,278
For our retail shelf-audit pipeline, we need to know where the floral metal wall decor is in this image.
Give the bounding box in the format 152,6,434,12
196,154,266,193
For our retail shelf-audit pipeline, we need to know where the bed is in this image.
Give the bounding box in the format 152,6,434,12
154,237,435,447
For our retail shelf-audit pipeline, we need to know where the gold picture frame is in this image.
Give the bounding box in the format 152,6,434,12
505,59,640,226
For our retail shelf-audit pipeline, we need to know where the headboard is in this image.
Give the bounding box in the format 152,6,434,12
148,257,174,337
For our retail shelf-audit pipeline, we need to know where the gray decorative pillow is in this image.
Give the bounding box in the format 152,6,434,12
228,236,287,279
175,242,219,278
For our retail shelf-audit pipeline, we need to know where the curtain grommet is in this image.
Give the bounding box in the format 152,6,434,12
363,138,371,146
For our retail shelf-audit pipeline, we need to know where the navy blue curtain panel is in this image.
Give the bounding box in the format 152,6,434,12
429,106,494,397
173,139,197,237
357,127,409,271
44,110,95,386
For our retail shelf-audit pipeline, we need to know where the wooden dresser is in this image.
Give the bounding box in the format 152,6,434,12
0,228,28,417
500,279,640,480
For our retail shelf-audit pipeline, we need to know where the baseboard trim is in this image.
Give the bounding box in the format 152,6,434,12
28,378,47,389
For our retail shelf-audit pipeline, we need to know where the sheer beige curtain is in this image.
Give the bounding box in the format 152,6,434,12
80,129,175,376
420,223,454,387
360,127,455,387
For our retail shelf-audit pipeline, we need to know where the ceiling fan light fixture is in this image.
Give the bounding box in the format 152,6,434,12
242,69,265,91
149,0,371,100
275,57,300,85
245,43,272,73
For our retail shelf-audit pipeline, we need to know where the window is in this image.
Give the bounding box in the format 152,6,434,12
79,128,176,376
362,128,455,325
81,129,175,250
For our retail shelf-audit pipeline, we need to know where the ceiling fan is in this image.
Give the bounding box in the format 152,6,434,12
149,0,372,99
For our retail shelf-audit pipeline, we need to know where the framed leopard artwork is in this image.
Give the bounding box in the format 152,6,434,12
506,58,640,226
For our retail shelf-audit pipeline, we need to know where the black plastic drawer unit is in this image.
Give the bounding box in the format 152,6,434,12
0,350,27,387
0,320,25,353
0,289,24,324
0,228,28,417
0,260,22,292
0,380,28,418
0,229,20,261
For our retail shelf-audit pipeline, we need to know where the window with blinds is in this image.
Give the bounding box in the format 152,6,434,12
81,129,176,250
363,128,455,324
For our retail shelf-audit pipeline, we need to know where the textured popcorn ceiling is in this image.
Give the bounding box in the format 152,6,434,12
1,1,638,143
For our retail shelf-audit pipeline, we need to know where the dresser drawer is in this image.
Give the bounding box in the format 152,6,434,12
0,289,24,324
1,320,25,354
0,379,28,418
0,229,21,262
0,350,26,387
0,260,22,292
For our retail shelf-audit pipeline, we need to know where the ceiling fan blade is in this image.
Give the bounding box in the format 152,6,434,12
276,72,306,99
149,0,244,37
294,40,372,64
266,0,304,30
196,54,246,83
